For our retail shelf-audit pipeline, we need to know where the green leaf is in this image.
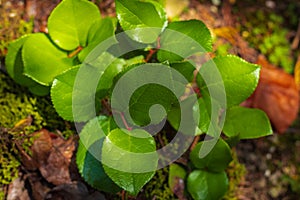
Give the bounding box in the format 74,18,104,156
157,20,212,62
5,35,51,96
76,116,121,193
5,35,35,87
94,53,126,98
112,63,186,126
51,51,119,121
22,33,74,86
197,55,260,107
194,98,210,134
28,84,50,96
223,106,273,139
51,65,101,122
48,0,101,50
115,0,167,43
168,164,186,193
190,139,232,172
51,66,79,121
167,95,197,131
170,61,195,82
102,128,158,195
187,170,228,200
78,18,116,62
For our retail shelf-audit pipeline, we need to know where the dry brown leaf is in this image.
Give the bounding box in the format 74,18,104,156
30,129,76,185
39,136,75,185
245,55,299,133
32,129,52,165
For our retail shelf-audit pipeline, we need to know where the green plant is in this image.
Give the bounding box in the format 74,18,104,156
5,0,272,199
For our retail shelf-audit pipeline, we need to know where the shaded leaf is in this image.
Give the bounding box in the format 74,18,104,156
187,170,228,200
76,116,121,193
168,164,186,199
111,63,186,126
190,139,232,172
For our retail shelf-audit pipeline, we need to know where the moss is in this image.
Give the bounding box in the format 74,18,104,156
0,73,73,186
0,0,33,57
223,149,246,200
0,73,71,132
144,167,175,200
140,131,175,199
239,11,294,73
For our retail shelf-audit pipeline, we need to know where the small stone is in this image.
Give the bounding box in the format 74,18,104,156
265,169,271,177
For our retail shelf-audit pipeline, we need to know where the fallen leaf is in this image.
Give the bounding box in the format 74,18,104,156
32,129,52,165
244,55,299,133
39,136,76,185
30,129,76,185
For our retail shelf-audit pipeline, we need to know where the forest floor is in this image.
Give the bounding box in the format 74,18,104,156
1,0,300,199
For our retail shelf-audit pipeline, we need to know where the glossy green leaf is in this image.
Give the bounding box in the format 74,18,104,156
168,164,186,193
197,55,260,107
51,65,101,122
223,106,272,139
102,128,158,195
48,0,100,50
5,35,35,87
51,66,79,121
115,0,167,43
187,170,228,200
76,116,121,193
22,33,74,86
78,18,116,62
190,139,232,172
157,20,212,62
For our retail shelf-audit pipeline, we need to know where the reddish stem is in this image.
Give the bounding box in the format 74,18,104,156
112,110,132,131
144,49,157,62
68,46,83,58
